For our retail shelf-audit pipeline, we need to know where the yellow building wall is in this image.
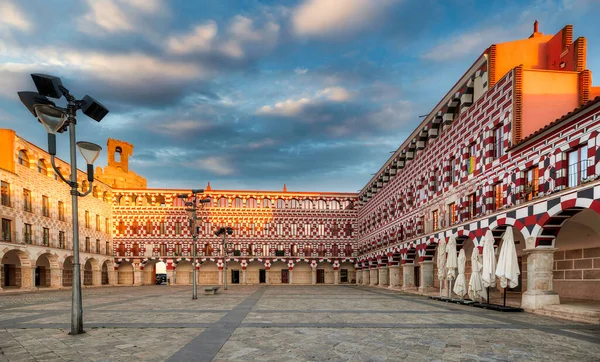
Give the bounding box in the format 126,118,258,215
0,129,16,174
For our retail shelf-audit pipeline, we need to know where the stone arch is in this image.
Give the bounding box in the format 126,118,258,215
245,260,265,284
117,261,134,285
532,198,600,246
174,260,193,285
199,260,219,285
316,261,334,284
488,217,528,243
291,260,311,284
34,253,59,288
1,249,33,288
101,260,113,285
225,261,242,285
83,258,99,286
268,260,288,284
62,256,74,287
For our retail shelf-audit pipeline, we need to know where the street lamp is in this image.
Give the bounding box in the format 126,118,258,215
178,190,210,299
215,226,233,290
18,74,108,335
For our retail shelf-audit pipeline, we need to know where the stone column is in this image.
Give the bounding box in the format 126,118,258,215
389,265,401,288
50,267,62,288
418,261,434,294
133,265,143,286
166,270,174,286
242,269,247,285
289,269,293,284
0,263,3,291
369,268,378,286
378,266,388,287
356,270,363,285
521,247,560,310
311,268,317,285
363,269,370,285
92,270,102,286
334,269,339,285
402,263,416,291
20,266,34,290
218,269,223,285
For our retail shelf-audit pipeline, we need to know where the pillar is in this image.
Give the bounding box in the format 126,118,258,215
356,270,363,285
289,269,293,284
369,268,378,286
20,266,34,290
378,266,388,287
50,267,62,288
0,263,3,291
418,261,434,293
402,263,416,291
311,268,316,285
363,269,370,285
334,269,339,285
389,265,401,288
133,266,143,286
166,270,174,286
521,247,560,310
265,269,271,284
218,269,223,285
92,270,102,286
242,269,247,284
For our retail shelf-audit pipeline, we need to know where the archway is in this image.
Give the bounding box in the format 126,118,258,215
118,261,134,285
550,208,600,301
175,261,193,285
101,260,111,285
269,261,288,284
291,261,311,284
84,258,98,286
245,261,264,284
405,247,418,288
143,260,167,285
225,261,242,285
316,261,334,284
339,262,356,284
63,256,74,287
2,249,32,288
35,253,58,287
199,261,219,285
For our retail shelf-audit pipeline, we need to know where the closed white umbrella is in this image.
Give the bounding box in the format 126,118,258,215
495,226,521,306
445,236,458,297
453,249,467,298
481,230,497,304
468,248,483,301
436,239,446,297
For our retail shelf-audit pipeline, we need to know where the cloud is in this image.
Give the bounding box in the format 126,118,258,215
77,0,167,36
295,68,308,75
257,86,353,116
166,21,218,55
421,27,514,61
317,86,352,102
152,120,214,137
189,156,235,176
292,0,401,38
0,1,32,32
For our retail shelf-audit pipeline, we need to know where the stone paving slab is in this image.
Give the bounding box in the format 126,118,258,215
21,311,227,324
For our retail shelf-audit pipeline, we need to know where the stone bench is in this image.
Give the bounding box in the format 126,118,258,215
204,287,220,295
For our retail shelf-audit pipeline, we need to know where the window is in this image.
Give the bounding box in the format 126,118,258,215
58,201,65,221
106,241,111,255
494,125,504,159
246,198,257,208
96,239,100,253
146,220,152,234
23,189,32,212
276,198,286,209
118,221,125,234
105,218,110,234
291,223,297,236
85,211,90,228
432,169,439,193
218,197,228,207
96,214,101,231
524,167,539,201
43,227,49,246
85,237,90,252
318,224,325,236
175,222,182,234
59,231,65,249
18,150,28,166
132,220,138,234
468,143,476,175
41,195,49,217
24,223,32,243
494,183,503,211
567,145,589,188
448,203,457,225
1,181,10,207
469,193,477,219
432,210,438,231
450,157,458,184
290,199,300,208
37,160,47,175
276,223,283,235
262,198,271,208
304,224,311,235
2,218,11,241
160,221,166,234
234,197,243,208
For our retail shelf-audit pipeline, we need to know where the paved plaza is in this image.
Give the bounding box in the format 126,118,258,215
0,286,599,361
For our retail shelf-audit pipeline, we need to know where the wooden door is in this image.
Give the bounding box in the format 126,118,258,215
317,269,325,284
281,269,289,284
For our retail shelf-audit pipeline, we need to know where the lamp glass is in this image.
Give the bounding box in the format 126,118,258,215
34,104,67,134
76,141,102,165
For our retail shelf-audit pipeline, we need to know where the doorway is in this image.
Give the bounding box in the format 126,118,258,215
35,266,41,286
340,269,348,283
231,270,240,284
281,269,289,284
317,269,325,284
414,266,420,287
259,269,266,283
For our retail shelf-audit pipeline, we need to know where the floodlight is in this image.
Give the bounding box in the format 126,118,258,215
18,91,56,117
177,194,189,199
191,189,204,194
199,198,211,204
31,74,64,99
226,227,233,235
34,105,67,135
80,95,109,122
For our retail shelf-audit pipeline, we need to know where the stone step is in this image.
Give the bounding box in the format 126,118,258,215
537,304,600,324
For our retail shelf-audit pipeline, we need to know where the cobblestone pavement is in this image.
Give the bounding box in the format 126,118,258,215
1,285,599,361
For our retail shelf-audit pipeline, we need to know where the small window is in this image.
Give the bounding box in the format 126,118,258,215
261,198,271,208
2,218,12,241
146,220,152,234
246,198,257,208
234,197,243,208
218,197,228,207
494,125,504,159
96,239,100,253
59,231,65,249
276,198,286,209
85,211,90,228
106,241,110,255
524,167,539,201
450,157,458,184
468,143,476,175
118,221,125,234
469,193,476,219
43,227,49,246
567,145,589,188
1,181,11,207
494,183,503,211
175,222,182,234
24,223,32,243
105,218,110,233
448,203,457,225
96,214,101,231
85,237,90,252
42,195,49,217
23,189,32,212
290,199,300,208
432,210,438,231
18,150,28,166
58,201,65,221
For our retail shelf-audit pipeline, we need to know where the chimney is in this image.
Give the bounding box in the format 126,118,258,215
533,20,539,34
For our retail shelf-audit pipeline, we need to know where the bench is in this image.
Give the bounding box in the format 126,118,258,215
204,287,220,295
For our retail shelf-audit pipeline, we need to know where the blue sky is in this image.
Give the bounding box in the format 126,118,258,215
1,0,599,192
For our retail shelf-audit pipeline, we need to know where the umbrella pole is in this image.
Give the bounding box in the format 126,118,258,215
504,287,507,307
486,287,490,305
439,282,442,297
449,280,452,299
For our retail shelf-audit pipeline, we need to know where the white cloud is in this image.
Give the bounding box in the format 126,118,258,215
153,120,213,136
421,27,516,61
77,0,167,35
0,1,32,32
257,86,353,116
190,156,235,176
295,67,308,75
292,0,400,38
166,21,218,54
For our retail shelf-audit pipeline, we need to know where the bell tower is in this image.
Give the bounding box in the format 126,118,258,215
96,138,147,189
107,138,133,173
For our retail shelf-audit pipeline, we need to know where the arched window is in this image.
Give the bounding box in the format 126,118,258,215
234,197,243,208
18,150,28,166
290,198,299,208
103,192,110,203
317,200,327,210
218,197,228,207
92,186,99,198
302,199,312,209
37,159,48,175
329,200,340,210
276,198,286,209
115,146,122,162
81,181,89,192
246,198,257,208
262,198,271,208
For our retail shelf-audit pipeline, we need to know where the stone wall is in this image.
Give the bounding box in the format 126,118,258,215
553,247,600,300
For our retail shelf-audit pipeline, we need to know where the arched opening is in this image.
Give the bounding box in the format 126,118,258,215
226,261,241,285
486,226,526,304
143,260,167,285
261,198,271,208
18,150,29,167
546,208,600,301
246,261,265,284
291,261,311,284
118,262,134,285
101,261,111,285
38,159,48,175
316,262,334,284
63,256,74,287
84,258,98,286
269,261,288,284
35,253,57,287
115,146,122,163
199,261,219,285
339,262,356,284
175,261,193,285
2,249,32,289
246,198,257,208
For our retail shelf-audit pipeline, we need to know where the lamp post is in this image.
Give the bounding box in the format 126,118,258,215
215,227,233,290
178,190,210,300
18,74,109,335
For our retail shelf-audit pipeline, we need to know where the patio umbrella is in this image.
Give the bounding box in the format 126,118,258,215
453,249,467,299
495,226,520,306
436,239,447,297
481,230,497,304
468,248,483,301
445,236,458,298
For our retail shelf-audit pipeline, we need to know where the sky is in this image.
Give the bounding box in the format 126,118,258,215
1,0,599,192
